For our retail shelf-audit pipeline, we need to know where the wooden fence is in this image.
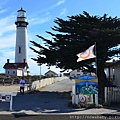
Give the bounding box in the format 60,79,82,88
105,87,120,104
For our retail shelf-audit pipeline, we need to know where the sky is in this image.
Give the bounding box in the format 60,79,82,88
0,0,120,76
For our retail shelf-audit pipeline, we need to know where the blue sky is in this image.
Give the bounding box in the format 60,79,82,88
0,0,120,75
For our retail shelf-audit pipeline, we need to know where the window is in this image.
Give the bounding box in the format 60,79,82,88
113,75,115,81
13,71,15,74
18,11,24,17
77,74,80,76
77,69,80,72
17,23,20,26
21,23,26,26
19,46,21,53
8,71,9,74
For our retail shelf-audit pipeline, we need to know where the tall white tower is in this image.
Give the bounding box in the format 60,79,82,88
15,8,28,63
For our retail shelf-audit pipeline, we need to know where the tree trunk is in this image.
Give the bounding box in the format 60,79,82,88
97,61,109,103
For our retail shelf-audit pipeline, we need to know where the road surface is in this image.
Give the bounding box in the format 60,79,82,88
0,78,75,113
0,78,120,116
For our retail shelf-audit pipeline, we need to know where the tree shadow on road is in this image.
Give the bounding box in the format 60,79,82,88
1,91,120,114
12,91,83,113
0,91,86,113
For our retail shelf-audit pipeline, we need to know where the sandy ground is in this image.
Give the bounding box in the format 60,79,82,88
0,84,28,94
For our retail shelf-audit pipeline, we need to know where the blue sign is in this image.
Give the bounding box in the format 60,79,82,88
75,74,98,95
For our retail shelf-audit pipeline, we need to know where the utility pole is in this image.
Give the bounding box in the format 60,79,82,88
40,40,41,78
40,63,41,78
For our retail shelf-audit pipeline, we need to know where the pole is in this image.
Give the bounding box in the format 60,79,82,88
40,39,41,78
105,87,107,103
10,95,12,111
95,94,98,106
40,64,41,78
95,42,97,75
94,42,98,106
74,84,79,105
72,85,75,104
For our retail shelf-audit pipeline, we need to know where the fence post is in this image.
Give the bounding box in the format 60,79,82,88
105,87,107,103
75,95,79,105
72,85,75,104
10,95,12,111
95,94,98,106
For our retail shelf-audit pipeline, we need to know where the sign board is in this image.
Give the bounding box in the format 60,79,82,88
75,74,98,95
79,95,86,103
82,86,98,94
5,95,11,101
0,93,17,111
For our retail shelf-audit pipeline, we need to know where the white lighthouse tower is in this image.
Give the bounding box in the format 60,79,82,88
15,8,28,63
3,8,29,76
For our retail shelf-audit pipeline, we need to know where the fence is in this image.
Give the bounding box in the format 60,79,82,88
104,87,120,104
30,77,68,91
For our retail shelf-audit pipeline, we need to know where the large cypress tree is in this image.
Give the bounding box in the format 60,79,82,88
30,11,120,101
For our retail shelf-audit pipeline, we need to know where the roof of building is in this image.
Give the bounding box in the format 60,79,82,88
69,69,81,73
105,60,120,67
3,63,29,69
45,70,58,75
17,7,26,12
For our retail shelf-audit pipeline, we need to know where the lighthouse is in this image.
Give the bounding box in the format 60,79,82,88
3,8,29,76
15,8,28,63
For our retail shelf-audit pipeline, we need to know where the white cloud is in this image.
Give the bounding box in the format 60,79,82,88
0,15,15,36
0,33,16,49
29,15,51,25
28,0,66,26
0,33,15,74
1,48,15,59
56,0,65,6
29,0,65,17
49,0,65,9
0,13,16,51
0,7,16,73
59,8,68,16
0,0,9,7
0,8,7,14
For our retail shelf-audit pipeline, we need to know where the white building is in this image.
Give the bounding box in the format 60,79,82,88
3,59,28,76
69,69,83,78
45,70,58,77
105,60,120,87
3,8,29,76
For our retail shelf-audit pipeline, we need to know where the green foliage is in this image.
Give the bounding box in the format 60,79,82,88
0,74,41,84
30,11,120,72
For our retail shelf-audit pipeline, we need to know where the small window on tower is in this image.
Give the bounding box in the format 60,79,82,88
19,46,21,53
